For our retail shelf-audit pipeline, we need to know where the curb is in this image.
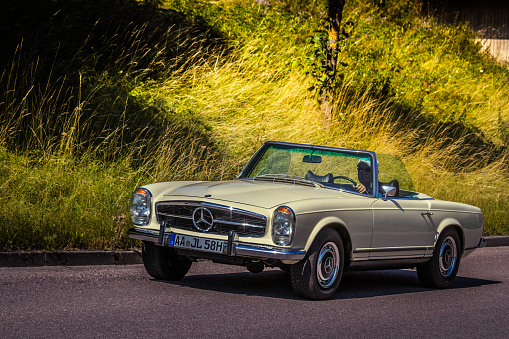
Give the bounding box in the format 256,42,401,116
0,250,142,267
0,236,508,268
484,235,509,248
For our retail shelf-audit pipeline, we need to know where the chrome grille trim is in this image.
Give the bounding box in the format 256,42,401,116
216,219,265,229
155,201,267,237
157,212,193,220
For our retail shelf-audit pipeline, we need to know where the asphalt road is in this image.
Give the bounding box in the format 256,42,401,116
1,247,508,339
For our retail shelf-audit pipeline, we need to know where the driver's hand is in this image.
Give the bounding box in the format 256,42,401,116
354,183,366,193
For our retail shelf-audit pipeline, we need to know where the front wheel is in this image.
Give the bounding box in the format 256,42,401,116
417,228,461,288
142,241,192,281
290,228,344,300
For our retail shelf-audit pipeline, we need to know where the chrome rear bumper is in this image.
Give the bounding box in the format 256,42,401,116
128,227,306,261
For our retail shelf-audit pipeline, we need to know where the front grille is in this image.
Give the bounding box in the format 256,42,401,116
156,201,267,237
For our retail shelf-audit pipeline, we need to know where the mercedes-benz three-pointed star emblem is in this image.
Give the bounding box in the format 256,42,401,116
192,207,214,232
324,257,333,274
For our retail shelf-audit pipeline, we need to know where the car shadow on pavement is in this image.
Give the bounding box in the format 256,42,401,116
155,268,301,300
336,270,501,300
152,267,501,301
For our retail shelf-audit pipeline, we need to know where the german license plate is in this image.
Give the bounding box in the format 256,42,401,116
169,234,225,254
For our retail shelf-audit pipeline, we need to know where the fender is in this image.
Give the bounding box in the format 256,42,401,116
435,217,465,250
303,216,348,252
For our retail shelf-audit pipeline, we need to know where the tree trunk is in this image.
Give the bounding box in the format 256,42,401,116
321,0,346,127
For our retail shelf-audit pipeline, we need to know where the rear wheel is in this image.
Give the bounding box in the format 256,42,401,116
290,228,344,300
142,241,192,280
417,228,461,288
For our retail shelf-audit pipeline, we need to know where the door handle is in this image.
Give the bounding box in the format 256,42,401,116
421,211,433,216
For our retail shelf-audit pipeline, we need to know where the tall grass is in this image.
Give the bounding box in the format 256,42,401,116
0,0,226,250
0,0,508,251
148,36,509,235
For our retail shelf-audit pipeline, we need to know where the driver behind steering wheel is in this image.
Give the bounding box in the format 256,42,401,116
354,159,374,194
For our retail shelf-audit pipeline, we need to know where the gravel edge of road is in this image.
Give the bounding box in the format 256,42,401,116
0,236,508,267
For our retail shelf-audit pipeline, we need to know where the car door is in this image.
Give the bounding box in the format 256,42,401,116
370,198,434,259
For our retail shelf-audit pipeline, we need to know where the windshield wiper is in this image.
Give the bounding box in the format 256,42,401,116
248,174,324,188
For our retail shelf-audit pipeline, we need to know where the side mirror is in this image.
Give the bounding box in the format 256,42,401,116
381,185,397,200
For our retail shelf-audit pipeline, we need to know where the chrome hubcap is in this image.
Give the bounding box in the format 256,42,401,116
439,236,457,278
317,242,339,288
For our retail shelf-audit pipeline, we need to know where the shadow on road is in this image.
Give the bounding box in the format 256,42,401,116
155,268,300,300
337,270,501,300
151,268,501,301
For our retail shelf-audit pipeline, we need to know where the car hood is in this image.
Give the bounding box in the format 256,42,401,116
162,180,348,209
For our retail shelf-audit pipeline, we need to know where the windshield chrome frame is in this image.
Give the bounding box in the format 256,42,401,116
237,141,379,198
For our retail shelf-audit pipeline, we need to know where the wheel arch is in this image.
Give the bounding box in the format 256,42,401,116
436,219,465,255
303,217,352,268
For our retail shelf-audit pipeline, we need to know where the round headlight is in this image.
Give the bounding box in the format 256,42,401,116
272,206,295,246
130,188,152,226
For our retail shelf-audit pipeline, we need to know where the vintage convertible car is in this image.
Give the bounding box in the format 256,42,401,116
128,141,485,299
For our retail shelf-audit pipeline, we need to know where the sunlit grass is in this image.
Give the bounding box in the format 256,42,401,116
0,152,136,250
146,39,509,235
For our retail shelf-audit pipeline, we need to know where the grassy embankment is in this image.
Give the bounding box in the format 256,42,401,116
1,0,508,251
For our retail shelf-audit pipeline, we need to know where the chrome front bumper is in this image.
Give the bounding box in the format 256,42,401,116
128,227,306,261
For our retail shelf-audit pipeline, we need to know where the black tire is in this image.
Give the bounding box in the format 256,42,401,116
142,241,192,281
290,228,344,300
417,228,461,289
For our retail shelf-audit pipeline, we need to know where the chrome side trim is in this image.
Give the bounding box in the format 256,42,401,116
353,246,434,253
352,253,433,263
353,254,433,261
127,227,306,261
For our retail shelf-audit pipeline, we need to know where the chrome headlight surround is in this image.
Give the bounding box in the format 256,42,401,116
272,206,295,246
130,188,152,226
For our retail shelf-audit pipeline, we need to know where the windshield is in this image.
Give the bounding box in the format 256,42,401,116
238,142,418,198
238,142,376,195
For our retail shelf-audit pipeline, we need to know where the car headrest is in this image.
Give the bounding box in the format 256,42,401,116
305,170,334,183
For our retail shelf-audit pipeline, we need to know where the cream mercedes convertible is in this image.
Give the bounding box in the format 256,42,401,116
128,141,485,300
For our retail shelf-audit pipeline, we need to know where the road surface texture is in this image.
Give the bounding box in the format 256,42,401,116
1,247,507,338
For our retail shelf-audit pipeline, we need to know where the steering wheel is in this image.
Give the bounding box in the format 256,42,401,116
333,176,357,185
